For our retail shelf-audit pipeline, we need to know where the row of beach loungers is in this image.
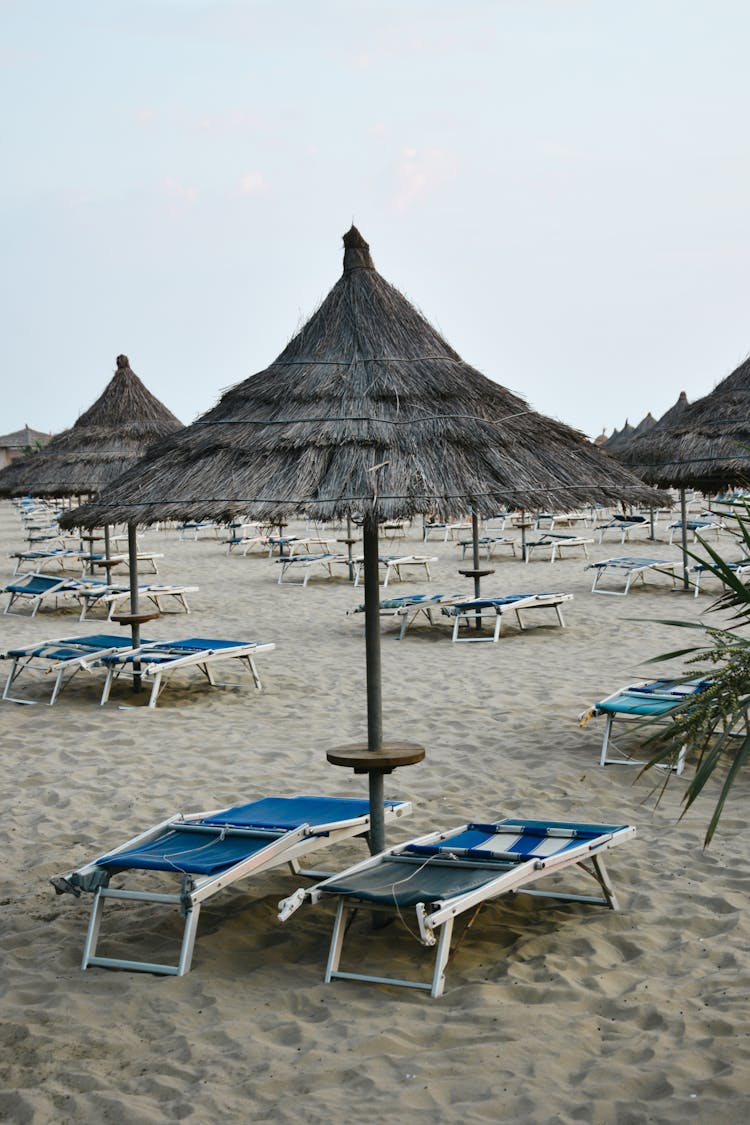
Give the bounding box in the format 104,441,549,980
50,792,635,997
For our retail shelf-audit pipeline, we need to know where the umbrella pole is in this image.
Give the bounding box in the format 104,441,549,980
472,510,482,630
363,514,385,853
679,488,690,592
128,523,143,691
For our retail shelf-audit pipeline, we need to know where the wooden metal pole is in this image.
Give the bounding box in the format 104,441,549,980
362,513,385,854
128,523,142,690
680,488,690,591
471,510,482,629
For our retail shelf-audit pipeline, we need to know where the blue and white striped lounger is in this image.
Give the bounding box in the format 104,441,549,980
457,536,517,560
441,592,573,642
595,518,648,545
279,816,635,997
9,547,83,576
523,533,594,563
668,518,723,545
587,557,679,595
579,677,712,772
352,554,439,588
1,633,152,706
2,572,101,617
690,558,750,597
99,636,276,707
51,794,412,976
351,593,465,639
274,553,349,585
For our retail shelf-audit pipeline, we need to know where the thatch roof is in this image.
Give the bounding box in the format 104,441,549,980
60,228,661,530
0,356,183,499
601,421,635,452
0,425,52,451
654,390,690,430
622,360,750,490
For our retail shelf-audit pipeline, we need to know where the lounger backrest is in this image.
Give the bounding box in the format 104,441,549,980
405,819,625,861
201,795,379,830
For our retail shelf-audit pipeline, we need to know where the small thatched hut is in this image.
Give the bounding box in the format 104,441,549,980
0,355,183,499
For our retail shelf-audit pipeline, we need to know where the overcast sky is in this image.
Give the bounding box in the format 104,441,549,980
2,0,749,442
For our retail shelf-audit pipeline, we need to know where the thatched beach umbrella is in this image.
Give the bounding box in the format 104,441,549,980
60,227,661,849
0,354,183,602
0,355,183,500
621,366,750,587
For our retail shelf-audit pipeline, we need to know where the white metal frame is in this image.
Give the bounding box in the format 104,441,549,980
443,593,572,643
279,821,635,998
1,634,130,706
55,798,412,976
99,640,275,707
588,558,679,595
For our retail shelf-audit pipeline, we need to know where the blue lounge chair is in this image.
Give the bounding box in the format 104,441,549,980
1,633,151,706
99,636,276,707
579,677,712,771
51,794,412,975
9,547,83,576
279,816,635,997
668,518,723,545
440,593,573,642
350,592,466,639
1,572,98,617
690,558,750,598
587,557,679,595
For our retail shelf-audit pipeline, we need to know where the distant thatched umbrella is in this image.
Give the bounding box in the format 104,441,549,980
61,228,661,848
0,355,183,500
601,421,635,452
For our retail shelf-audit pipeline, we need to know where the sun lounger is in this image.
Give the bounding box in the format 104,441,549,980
535,511,589,531
77,583,198,621
350,593,466,639
587,557,679,595
422,521,472,542
440,593,573,642
178,521,220,540
274,553,349,586
267,536,337,557
279,816,635,997
352,555,438,588
79,551,164,576
668,518,723,545
52,794,412,975
9,547,83,576
98,636,275,707
2,572,100,617
1,633,151,706
690,558,750,597
523,533,594,563
596,518,649,545
457,536,517,560
578,677,712,772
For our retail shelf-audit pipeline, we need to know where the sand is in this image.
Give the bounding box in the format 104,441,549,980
1,504,749,1124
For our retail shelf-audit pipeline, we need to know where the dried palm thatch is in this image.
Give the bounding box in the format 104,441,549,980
622,361,750,491
0,356,182,499
61,229,660,531
601,420,635,452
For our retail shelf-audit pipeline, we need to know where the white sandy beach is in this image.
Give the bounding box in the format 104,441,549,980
1,503,749,1124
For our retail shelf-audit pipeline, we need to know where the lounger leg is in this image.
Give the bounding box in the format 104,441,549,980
48,667,67,707
100,667,115,705
148,674,162,708
176,905,201,976
81,888,107,970
600,715,615,766
588,856,619,911
430,917,454,998
325,898,348,983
